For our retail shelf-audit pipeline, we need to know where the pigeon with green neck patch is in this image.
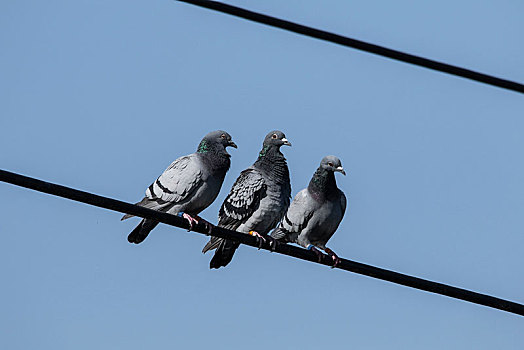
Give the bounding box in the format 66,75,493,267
271,155,347,267
122,130,237,244
203,130,292,268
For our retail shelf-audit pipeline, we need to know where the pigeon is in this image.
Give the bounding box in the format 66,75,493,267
271,155,346,267
122,130,237,244
202,130,292,269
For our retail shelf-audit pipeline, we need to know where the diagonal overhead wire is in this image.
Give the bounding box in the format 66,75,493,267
176,0,524,94
1,168,523,317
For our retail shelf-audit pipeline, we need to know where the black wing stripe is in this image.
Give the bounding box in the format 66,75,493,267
284,213,293,227
147,183,156,198
155,178,174,194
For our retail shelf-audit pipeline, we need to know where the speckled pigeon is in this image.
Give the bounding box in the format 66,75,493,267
122,130,237,244
271,155,346,267
202,130,292,268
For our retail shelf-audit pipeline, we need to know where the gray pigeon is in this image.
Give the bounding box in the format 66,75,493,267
271,155,346,267
202,130,292,268
122,130,237,244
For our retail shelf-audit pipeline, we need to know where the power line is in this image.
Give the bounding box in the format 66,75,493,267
176,0,524,95
1,168,523,317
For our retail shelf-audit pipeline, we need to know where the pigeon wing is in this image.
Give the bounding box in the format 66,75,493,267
271,189,314,240
339,189,347,219
121,154,203,220
218,168,267,229
202,168,266,253
145,154,203,204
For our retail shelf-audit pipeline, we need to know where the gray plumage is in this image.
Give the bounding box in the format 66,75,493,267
203,130,292,268
122,130,237,244
271,155,346,255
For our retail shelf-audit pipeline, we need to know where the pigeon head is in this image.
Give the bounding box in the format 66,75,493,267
320,155,346,175
198,130,237,154
261,130,291,150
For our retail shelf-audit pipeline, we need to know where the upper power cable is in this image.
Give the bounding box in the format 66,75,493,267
177,0,524,94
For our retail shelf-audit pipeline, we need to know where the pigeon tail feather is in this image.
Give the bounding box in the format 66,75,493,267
270,227,288,241
202,237,223,253
209,239,239,269
127,219,159,244
121,213,134,221
121,197,172,221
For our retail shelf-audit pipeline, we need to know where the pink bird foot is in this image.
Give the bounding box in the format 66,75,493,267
325,247,341,268
307,245,324,263
249,231,266,249
178,212,199,231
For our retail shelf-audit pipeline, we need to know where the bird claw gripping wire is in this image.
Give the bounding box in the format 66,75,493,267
249,231,266,249
177,212,199,232
307,245,323,263
195,215,213,235
177,213,213,234
268,237,280,252
324,248,340,269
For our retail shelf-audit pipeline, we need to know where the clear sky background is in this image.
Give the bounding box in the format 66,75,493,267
1,1,523,349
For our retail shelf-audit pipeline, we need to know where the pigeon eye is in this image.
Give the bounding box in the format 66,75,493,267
221,134,226,139
328,162,334,167
272,134,277,139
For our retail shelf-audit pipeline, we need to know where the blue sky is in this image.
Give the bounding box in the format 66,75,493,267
1,0,523,348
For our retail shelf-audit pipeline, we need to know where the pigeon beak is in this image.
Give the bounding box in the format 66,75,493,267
228,140,238,148
336,166,346,175
282,138,292,146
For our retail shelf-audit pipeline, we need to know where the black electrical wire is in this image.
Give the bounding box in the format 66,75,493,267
176,0,524,94
1,169,523,317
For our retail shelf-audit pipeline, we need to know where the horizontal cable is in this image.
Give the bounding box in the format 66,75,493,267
1,169,523,316
176,0,524,94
